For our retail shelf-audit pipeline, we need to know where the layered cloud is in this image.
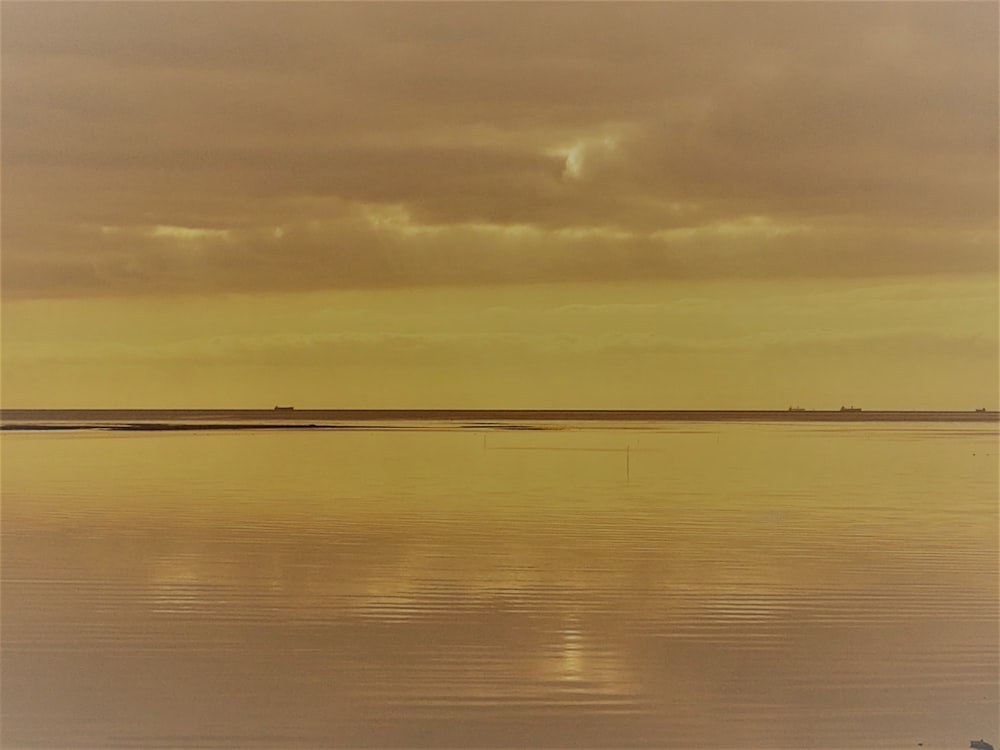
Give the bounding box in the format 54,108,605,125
3,2,997,299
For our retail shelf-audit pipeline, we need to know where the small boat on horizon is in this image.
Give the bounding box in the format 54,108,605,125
788,406,805,412
975,407,987,413
273,405,295,411
840,406,862,412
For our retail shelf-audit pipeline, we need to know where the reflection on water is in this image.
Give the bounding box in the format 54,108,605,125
2,423,997,748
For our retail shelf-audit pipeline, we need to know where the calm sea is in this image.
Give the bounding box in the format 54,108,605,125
2,418,997,749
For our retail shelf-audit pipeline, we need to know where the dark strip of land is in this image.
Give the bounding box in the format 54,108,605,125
0,422,337,432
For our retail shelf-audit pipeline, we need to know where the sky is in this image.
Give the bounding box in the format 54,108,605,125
1,1,997,409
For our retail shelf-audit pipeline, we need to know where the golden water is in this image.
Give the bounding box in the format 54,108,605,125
2,422,997,748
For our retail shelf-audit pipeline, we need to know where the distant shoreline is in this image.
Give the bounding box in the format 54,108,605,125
1,408,997,430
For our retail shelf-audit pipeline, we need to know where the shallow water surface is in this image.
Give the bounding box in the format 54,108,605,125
2,422,997,748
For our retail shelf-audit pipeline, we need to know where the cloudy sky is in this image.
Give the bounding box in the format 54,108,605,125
2,1,997,409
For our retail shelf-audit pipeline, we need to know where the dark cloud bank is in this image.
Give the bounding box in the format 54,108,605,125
2,2,997,298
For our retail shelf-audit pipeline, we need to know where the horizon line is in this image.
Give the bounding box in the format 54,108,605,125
2,408,997,422
1,407,997,413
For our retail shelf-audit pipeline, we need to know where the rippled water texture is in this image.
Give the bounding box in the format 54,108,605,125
2,422,997,748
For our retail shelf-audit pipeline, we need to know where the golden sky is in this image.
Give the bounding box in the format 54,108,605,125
2,2,997,409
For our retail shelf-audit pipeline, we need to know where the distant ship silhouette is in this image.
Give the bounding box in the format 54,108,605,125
273,406,294,411
840,406,862,412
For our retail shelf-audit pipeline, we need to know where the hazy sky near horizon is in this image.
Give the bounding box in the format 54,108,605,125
2,2,997,409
